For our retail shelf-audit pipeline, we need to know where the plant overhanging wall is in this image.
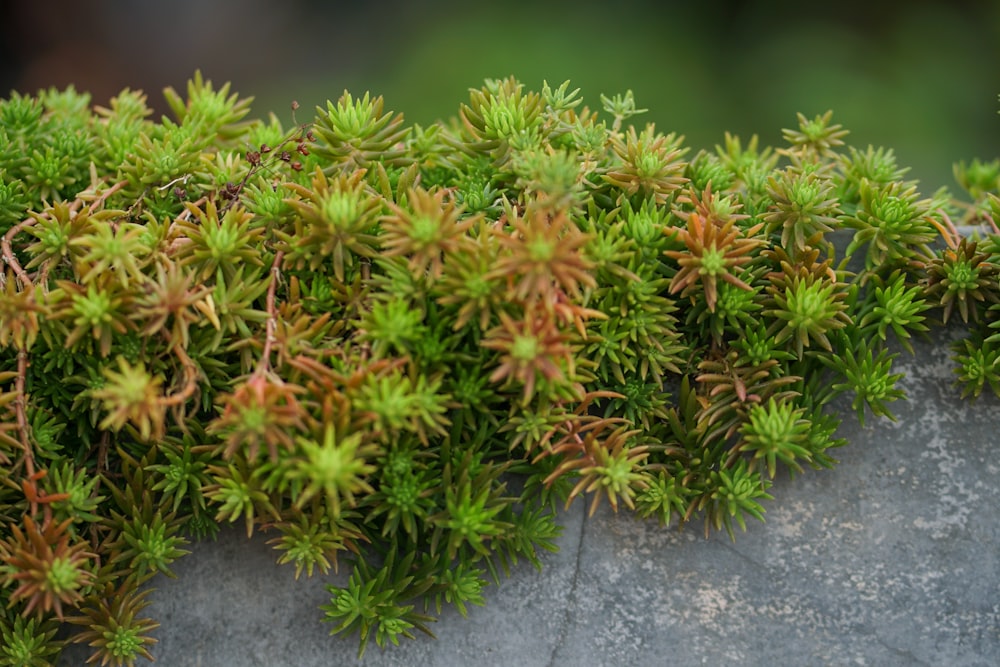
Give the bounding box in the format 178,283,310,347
0,73,998,663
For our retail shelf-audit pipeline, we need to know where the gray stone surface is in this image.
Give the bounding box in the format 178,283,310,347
58,325,1000,666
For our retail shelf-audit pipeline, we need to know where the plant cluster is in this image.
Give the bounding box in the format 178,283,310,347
0,73,998,663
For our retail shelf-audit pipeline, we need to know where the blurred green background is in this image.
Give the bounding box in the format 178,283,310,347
3,0,998,190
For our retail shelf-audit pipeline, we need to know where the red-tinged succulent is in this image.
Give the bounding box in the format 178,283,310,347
0,270,45,350
280,167,381,282
132,261,213,351
171,200,265,283
675,183,749,228
664,211,762,312
2,516,95,619
381,186,478,281
489,202,595,303
762,167,841,253
604,124,688,204
66,584,160,667
20,201,108,278
209,370,309,461
923,236,1000,324
482,307,579,404
543,418,650,516
696,348,801,445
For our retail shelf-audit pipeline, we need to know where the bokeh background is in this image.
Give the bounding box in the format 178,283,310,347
2,0,998,189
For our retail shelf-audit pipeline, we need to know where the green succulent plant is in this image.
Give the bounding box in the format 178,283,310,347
0,72,997,664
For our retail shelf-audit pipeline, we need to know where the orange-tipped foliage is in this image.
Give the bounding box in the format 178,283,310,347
489,204,595,303
664,212,761,311
604,125,688,204
381,186,478,281
2,516,95,619
209,370,309,461
542,417,650,516
482,307,578,405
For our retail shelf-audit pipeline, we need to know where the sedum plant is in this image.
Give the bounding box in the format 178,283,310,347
0,73,998,663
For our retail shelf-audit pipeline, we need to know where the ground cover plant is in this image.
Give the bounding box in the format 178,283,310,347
1,73,999,664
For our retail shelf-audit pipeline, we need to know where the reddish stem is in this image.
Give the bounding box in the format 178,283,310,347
87,178,128,214
1,216,36,288
160,345,201,408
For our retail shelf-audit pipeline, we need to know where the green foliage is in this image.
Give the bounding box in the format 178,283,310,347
951,336,1000,399
0,614,61,667
0,72,998,663
321,549,435,658
824,335,907,426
